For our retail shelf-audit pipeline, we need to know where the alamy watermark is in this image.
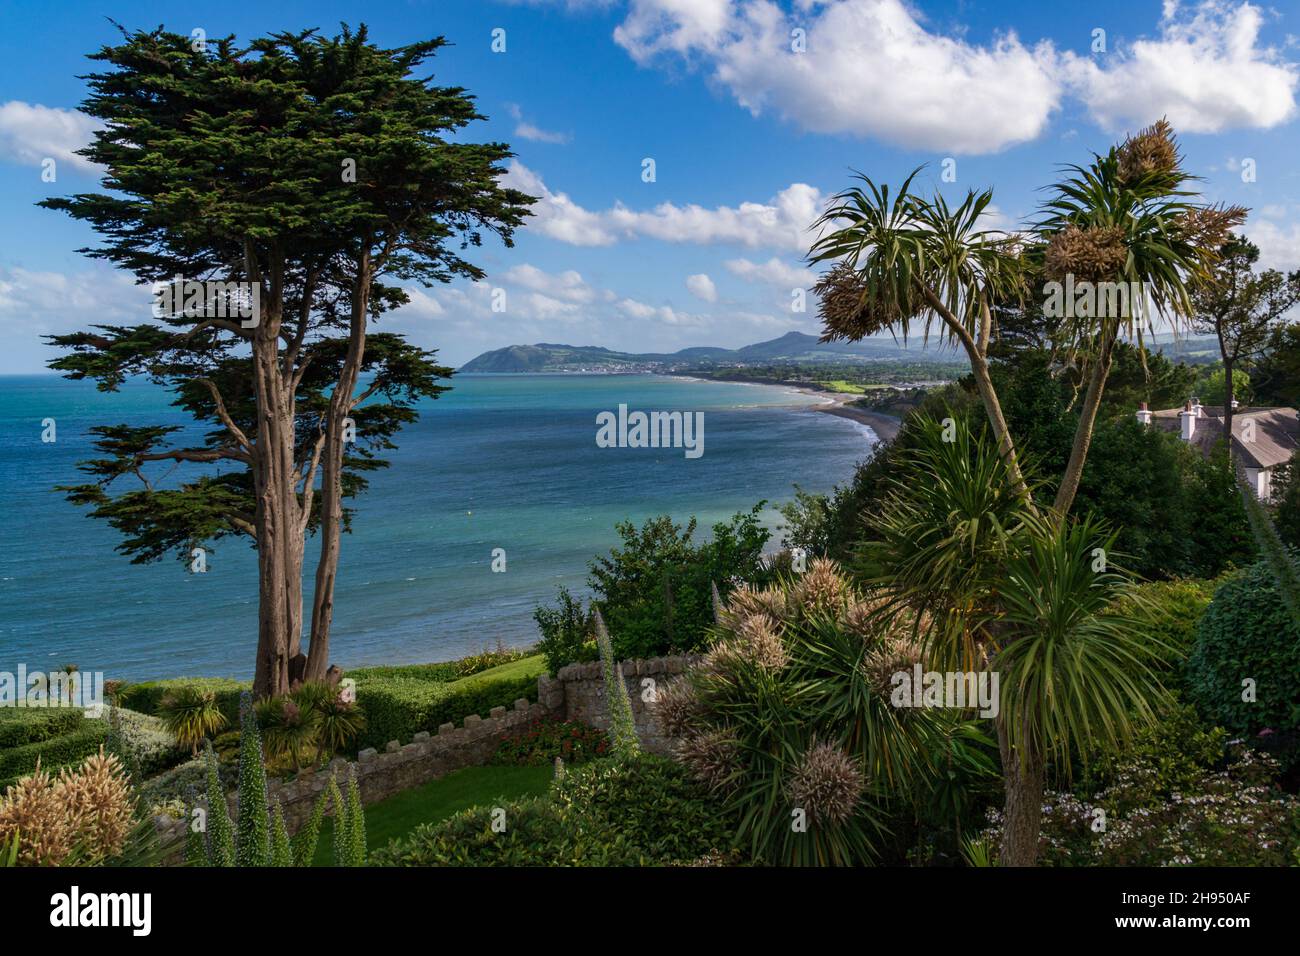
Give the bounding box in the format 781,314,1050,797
596,404,704,459
0,665,105,716
1043,274,1148,320
151,275,260,328
890,664,999,718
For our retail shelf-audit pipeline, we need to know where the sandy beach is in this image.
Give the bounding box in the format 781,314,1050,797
807,391,902,443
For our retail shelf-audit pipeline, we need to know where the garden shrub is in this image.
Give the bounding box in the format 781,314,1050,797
115,678,245,727
1116,577,1217,688
354,662,541,752
492,718,608,766
667,558,986,866
991,748,1299,866
371,753,735,866
105,707,187,778
0,722,110,793
1186,561,1300,765
0,707,84,748
371,796,570,867
535,504,774,668
534,586,597,676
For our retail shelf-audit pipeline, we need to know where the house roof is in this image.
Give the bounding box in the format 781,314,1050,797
1150,405,1300,469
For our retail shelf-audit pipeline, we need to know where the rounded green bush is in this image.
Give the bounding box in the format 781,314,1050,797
1186,562,1300,757
370,754,735,866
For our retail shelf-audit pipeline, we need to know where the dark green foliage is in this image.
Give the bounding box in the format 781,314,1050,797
116,679,245,727
0,722,109,792
269,801,293,867
354,671,539,752
1113,577,1217,692
1186,562,1300,766
202,741,235,867
0,708,84,749
291,787,330,867
534,587,597,676
370,754,734,866
492,719,610,766
581,504,772,661
991,704,1298,866
234,695,270,867
1253,321,1300,408
812,357,1251,580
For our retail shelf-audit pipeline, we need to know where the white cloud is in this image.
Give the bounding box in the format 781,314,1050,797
686,273,717,302
503,160,823,251
725,256,814,288
504,103,571,144
503,264,597,303
612,0,1063,154
1243,217,1300,271
617,297,705,326
1067,1,1298,133
0,101,101,172
501,161,619,246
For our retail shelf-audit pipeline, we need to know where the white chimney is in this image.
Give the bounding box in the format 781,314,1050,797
1180,400,1197,441
1136,402,1152,426
1193,396,1205,418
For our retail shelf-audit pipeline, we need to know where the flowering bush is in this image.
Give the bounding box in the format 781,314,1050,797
493,718,608,766
0,748,135,866
993,748,1299,866
984,719,1300,868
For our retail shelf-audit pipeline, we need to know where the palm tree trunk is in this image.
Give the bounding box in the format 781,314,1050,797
1052,319,1118,519
917,286,1036,512
996,709,1044,866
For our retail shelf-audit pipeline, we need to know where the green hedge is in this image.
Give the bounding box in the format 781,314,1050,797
1120,577,1218,688
0,722,110,792
371,754,737,866
1186,562,1300,763
114,677,246,727
355,657,544,752
0,707,85,748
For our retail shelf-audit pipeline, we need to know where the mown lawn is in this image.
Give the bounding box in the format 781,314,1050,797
311,763,553,865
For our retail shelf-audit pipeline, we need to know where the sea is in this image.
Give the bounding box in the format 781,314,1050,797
0,372,876,682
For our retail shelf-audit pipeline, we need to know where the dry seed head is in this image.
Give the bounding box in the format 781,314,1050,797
784,741,865,827
1044,224,1128,284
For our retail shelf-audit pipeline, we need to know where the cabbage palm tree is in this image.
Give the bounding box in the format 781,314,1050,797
864,414,1169,865
810,171,1035,504
1033,119,1243,516
811,120,1241,523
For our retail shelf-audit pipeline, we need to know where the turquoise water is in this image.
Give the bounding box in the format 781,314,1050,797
0,373,875,681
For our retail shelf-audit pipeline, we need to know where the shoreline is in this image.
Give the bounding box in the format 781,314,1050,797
669,373,902,444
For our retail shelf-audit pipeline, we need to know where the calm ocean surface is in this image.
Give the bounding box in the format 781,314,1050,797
0,373,875,681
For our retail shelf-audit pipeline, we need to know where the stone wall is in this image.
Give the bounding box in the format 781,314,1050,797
543,655,697,756
160,654,698,855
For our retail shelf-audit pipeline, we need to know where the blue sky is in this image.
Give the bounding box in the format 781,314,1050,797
1,0,1299,371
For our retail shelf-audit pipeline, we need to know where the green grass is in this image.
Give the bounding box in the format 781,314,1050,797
311,763,553,865
446,654,546,690
817,380,889,394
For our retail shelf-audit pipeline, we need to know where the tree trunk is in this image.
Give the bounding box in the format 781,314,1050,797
249,258,306,700
251,344,299,699
1052,319,1117,520
996,709,1044,866
305,255,371,683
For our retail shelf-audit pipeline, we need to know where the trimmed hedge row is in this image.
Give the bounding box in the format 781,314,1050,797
0,707,85,748
0,722,110,792
355,659,543,752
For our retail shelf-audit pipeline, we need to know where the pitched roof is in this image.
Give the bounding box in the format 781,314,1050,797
1151,405,1300,469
